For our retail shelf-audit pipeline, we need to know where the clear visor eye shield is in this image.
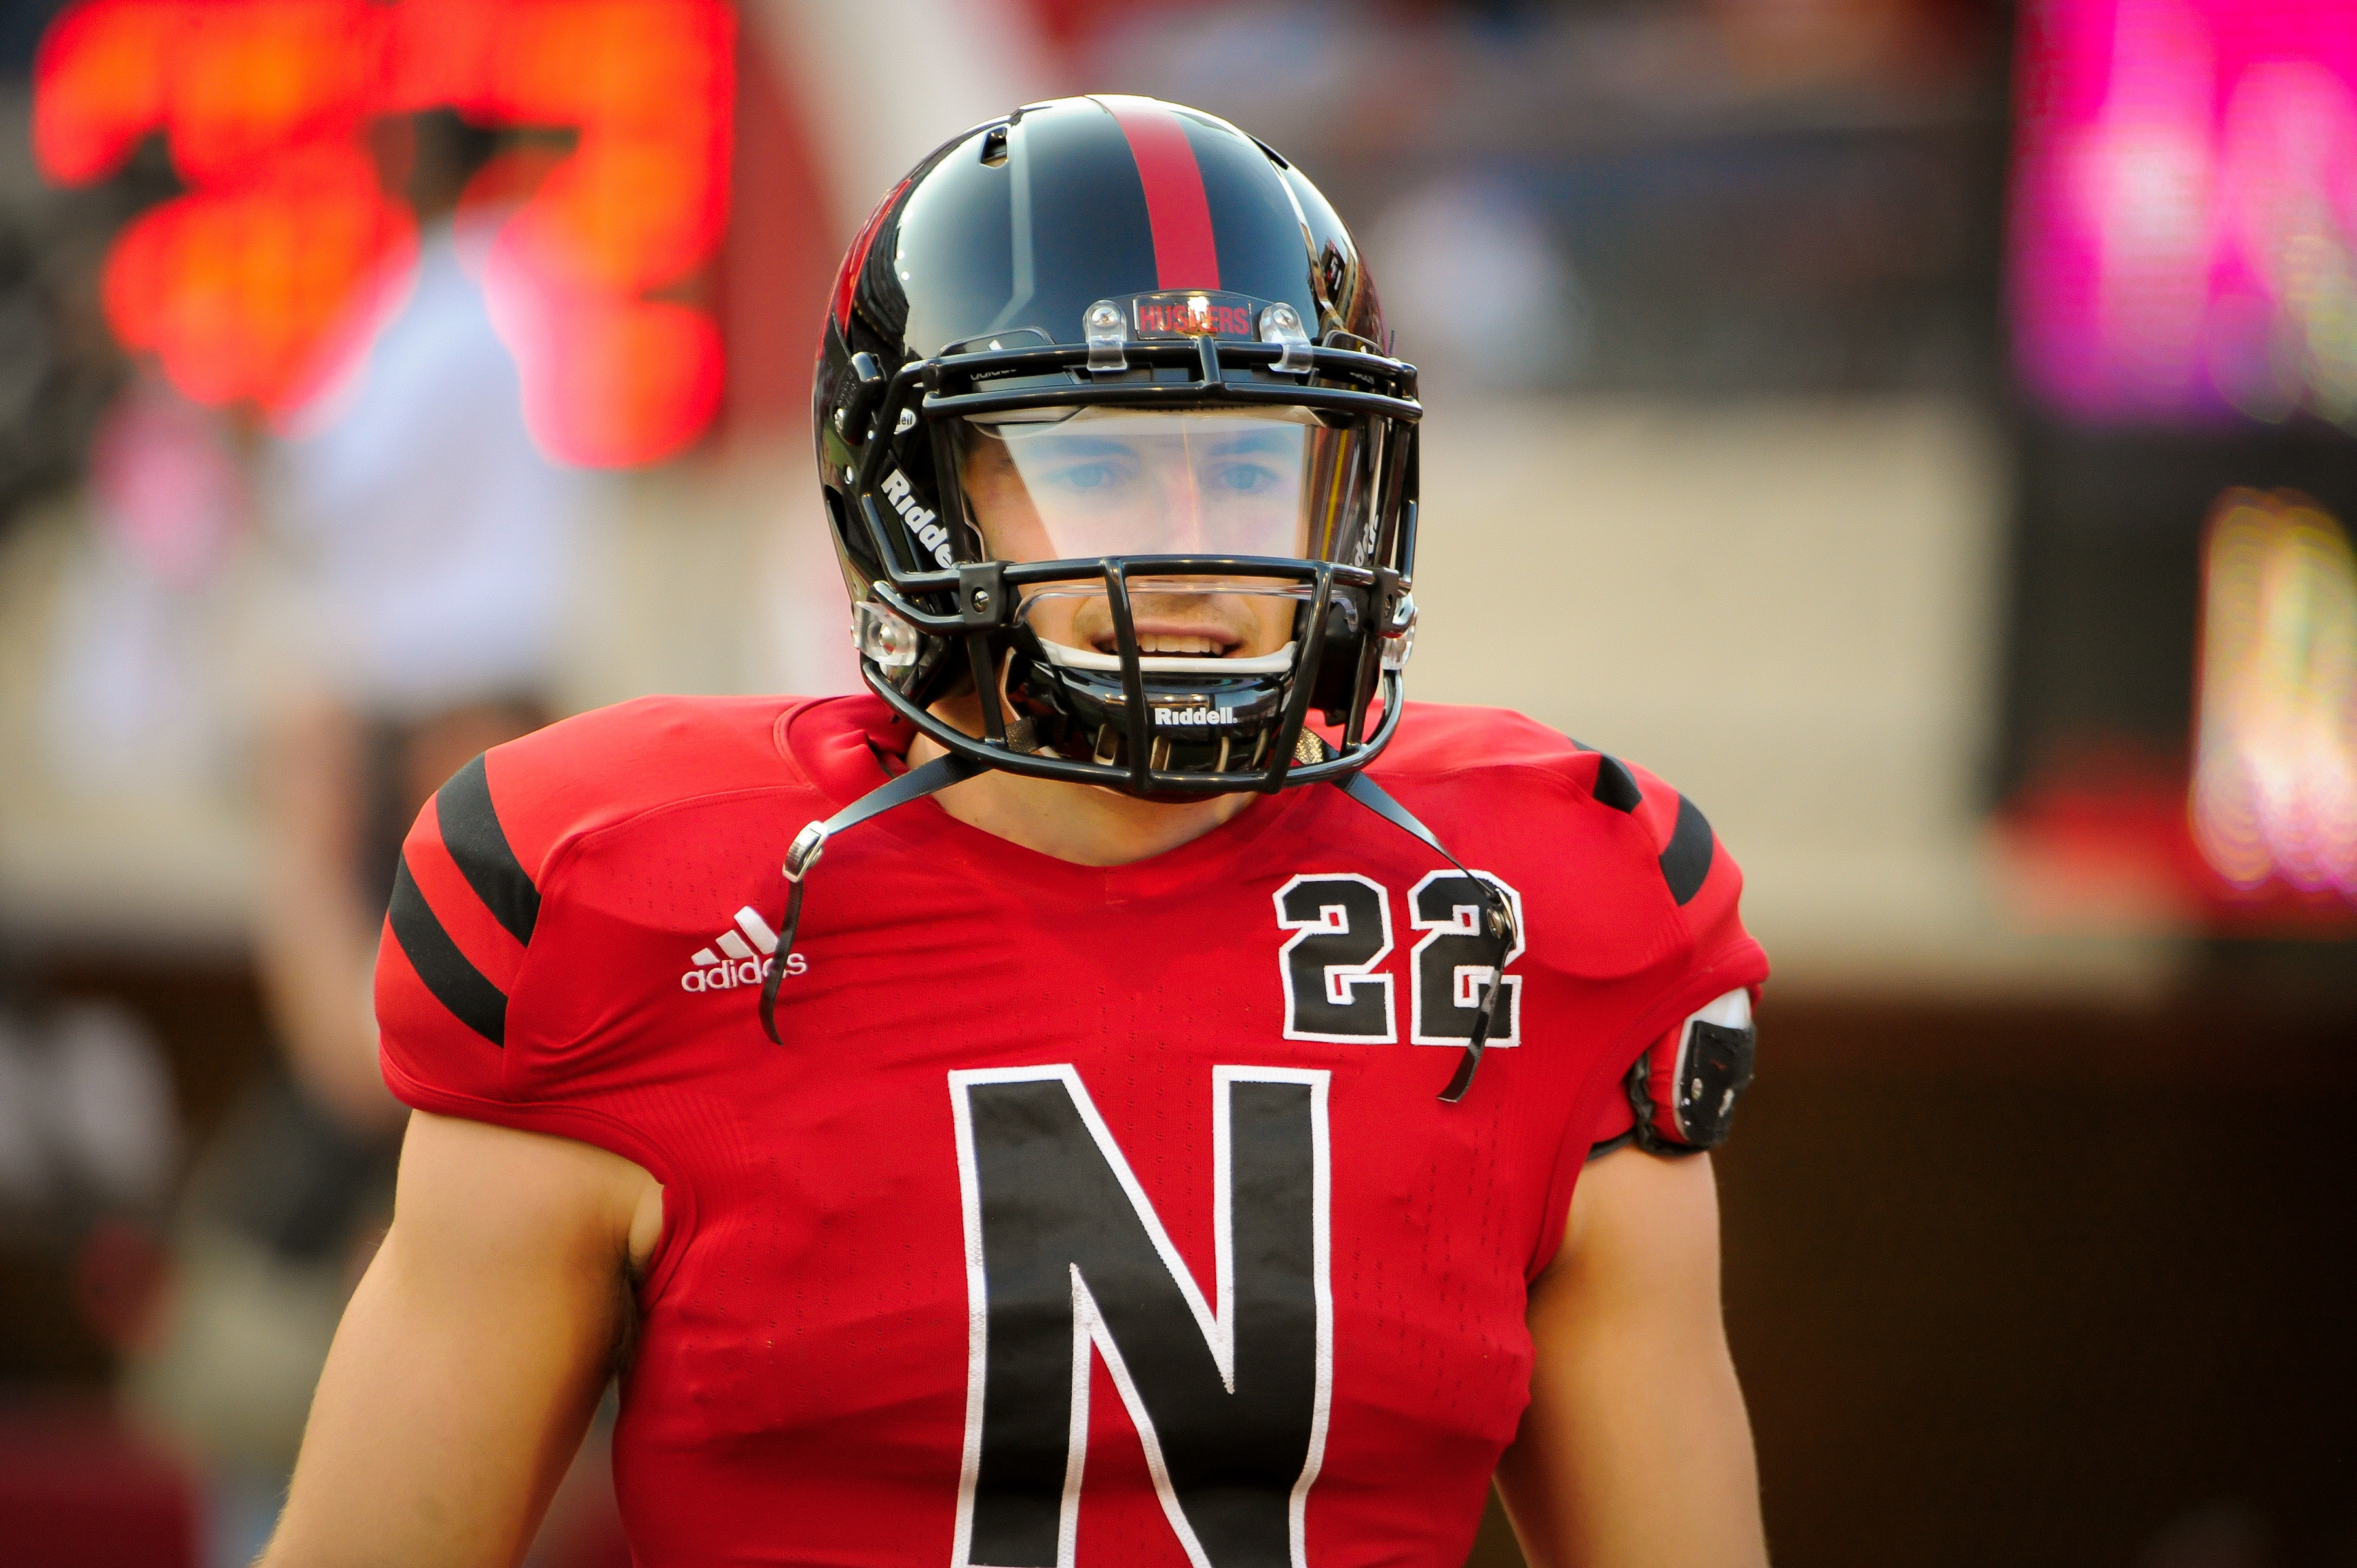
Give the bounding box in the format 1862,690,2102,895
837,293,1424,795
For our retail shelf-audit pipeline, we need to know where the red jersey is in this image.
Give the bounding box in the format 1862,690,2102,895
376,694,1766,1568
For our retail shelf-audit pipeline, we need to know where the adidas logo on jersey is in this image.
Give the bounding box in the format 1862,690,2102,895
681,906,807,993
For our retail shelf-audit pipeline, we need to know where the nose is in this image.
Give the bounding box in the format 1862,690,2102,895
1153,463,1212,554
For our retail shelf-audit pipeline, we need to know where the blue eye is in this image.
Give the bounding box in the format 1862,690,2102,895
1050,462,1123,492
1211,462,1283,494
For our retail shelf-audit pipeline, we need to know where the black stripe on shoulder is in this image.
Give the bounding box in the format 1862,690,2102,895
435,753,539,945
1659,793,1715,905
388,856,508,1045
1592,754,1643,813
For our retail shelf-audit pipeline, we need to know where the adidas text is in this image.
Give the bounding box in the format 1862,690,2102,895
682,905,807,992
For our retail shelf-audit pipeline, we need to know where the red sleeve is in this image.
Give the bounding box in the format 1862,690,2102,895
1585,1046,1643,1147
1603,757,1766,1131
376,750,543,1108
1617,755,1766,1015
1532,752,1768,1265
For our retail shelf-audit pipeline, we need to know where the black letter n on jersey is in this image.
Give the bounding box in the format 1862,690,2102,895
949,1066,1331,1568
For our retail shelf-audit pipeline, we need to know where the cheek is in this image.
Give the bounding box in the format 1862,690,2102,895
1252,595,1298,652
967,469,1056,562
1023,593,1087,647
992,513,1057,563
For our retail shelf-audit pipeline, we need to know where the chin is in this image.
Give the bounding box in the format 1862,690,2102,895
1095,780,1237,807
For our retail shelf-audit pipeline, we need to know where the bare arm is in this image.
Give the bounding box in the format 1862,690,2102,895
1493,1148,1767,1568
260,1110,663,1568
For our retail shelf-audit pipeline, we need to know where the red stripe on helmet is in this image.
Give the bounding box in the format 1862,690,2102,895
1099,97,1220,291
832,177,909,329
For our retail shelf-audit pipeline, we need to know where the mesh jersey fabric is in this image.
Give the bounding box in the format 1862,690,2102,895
376,692,1768,1568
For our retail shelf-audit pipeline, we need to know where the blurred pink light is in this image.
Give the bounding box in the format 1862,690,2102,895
2011,0,2357,425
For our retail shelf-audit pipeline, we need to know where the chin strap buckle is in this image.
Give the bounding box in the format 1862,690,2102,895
784,821,828,882
1435,895,1518,1104
759,752,982,1045
1336,769,1516,1104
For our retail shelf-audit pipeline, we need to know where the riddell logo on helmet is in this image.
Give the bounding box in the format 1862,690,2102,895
1154,705,1236,727
680,907,807,992
881,469,956,568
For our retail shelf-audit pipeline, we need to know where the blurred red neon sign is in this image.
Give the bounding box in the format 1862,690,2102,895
33,0,733,468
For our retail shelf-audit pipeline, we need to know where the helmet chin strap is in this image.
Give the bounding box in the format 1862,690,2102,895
758,752,981,1044
759,746,1512,1105
1334,770,1518,1104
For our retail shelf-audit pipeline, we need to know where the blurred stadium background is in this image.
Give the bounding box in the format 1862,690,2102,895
0,1,2350,1564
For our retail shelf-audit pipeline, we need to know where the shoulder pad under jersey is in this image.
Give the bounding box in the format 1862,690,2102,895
1616,990,1757,1156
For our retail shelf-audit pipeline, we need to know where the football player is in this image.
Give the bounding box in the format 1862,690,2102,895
263,97,1768,1568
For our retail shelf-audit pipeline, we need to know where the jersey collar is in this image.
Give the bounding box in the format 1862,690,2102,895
780,692,1315,900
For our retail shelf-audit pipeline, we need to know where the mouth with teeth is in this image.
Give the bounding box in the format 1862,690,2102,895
1097,624,1242,659
1027,585,1298,673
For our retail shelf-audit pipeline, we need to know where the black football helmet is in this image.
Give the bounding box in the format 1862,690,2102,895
780,98,1505,1101
811,94,1421,795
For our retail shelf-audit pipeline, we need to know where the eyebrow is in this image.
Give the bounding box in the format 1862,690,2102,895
1196,428,1300,457
1015,428,1303,460
1010,433,1138,459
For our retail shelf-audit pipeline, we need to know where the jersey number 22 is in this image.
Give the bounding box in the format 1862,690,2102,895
1275,872,1526,1046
